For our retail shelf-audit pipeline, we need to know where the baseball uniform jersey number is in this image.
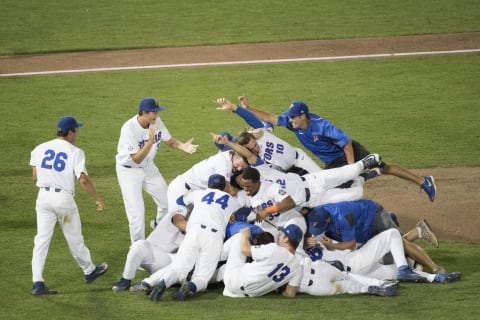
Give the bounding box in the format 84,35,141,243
41,149,68,171
201,192,230,209
267,263,291,282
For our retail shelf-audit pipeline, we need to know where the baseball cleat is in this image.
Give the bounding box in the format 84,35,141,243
368,280,399,297
173,279,191,301
433,272,461,283
112,277,132,292
149,280,167,302
129,281,153,294
360,168,382,181
32,281,58,295
396,265,427,283
85,262,108,284
361,154,382,170
420,176,437,202
416,219,439,248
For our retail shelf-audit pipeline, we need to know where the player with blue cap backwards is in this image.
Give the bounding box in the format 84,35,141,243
228,96,437,202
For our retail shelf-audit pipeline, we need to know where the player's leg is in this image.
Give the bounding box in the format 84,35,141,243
32,197,58,282
143,165,169,223
314,177,364,205
189,233,224,293
222,233,248,297
116,165,147,243
293,147,323,173
58,202,96,275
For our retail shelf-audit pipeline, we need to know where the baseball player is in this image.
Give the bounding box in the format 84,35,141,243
162,138,249,228
214,97,322,174
115,97,198,243
222,225,303,298
306,200,446,274
235,97,437,201
214,133,382,210
112,211,185,292
305,228,460,283
30,116,108,295
236,167,307,244
298,257,399,297
144,174,243,301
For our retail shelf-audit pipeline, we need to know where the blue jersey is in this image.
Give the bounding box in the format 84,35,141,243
225,221,264,241
320,200,378,243
277,113,350,163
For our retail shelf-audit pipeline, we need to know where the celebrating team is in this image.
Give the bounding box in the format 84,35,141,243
30,95,459,299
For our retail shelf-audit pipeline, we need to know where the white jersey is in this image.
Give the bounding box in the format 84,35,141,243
246,180,303,228
254,129,298,171
237,243,301,297
115,115,171,168
181,151,233,189
255,163,308,208
181,188,242,238
30,139,86,195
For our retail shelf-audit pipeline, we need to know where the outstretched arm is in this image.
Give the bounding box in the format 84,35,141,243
215,97,265,129
211,132,260,165
238,96,279,125
165,137,198,154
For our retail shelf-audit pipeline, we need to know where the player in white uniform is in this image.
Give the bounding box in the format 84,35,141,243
238,167,307,246
222,225,302,298
111,212,185,292
143,174,243,301
115,97,198,243
308,229,440,282
213,133,382,210
30,116,108,295
215,96,322,174
297,257,399,297
161,138,248,228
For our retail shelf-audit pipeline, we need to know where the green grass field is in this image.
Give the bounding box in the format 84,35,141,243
1,1,480,319
1,0,479,55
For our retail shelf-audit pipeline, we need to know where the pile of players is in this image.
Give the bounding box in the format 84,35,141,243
29,96,459,298
110,96,460,300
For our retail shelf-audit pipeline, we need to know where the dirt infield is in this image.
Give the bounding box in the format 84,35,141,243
2,33,479,241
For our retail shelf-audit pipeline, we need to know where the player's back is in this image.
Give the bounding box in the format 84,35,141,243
31,139,82,194
256,130,297,171
183,152,232,189
184,188,241,237
241,243,301,297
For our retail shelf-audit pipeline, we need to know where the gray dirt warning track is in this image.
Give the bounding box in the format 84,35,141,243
1,32,479,241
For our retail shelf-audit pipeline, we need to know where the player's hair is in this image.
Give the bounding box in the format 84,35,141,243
287,238,301,250
236,131,254,146
230,171,243,190
241,167,260,183
57,128,75,137
252,232,274,245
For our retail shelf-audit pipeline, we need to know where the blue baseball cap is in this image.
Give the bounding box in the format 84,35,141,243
278,224,304,244
57,116,84,132
138,97,166,113
306,207,330,236
234,207,252,222
214,131,236,151
207,174,226,189
286,101,309,117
